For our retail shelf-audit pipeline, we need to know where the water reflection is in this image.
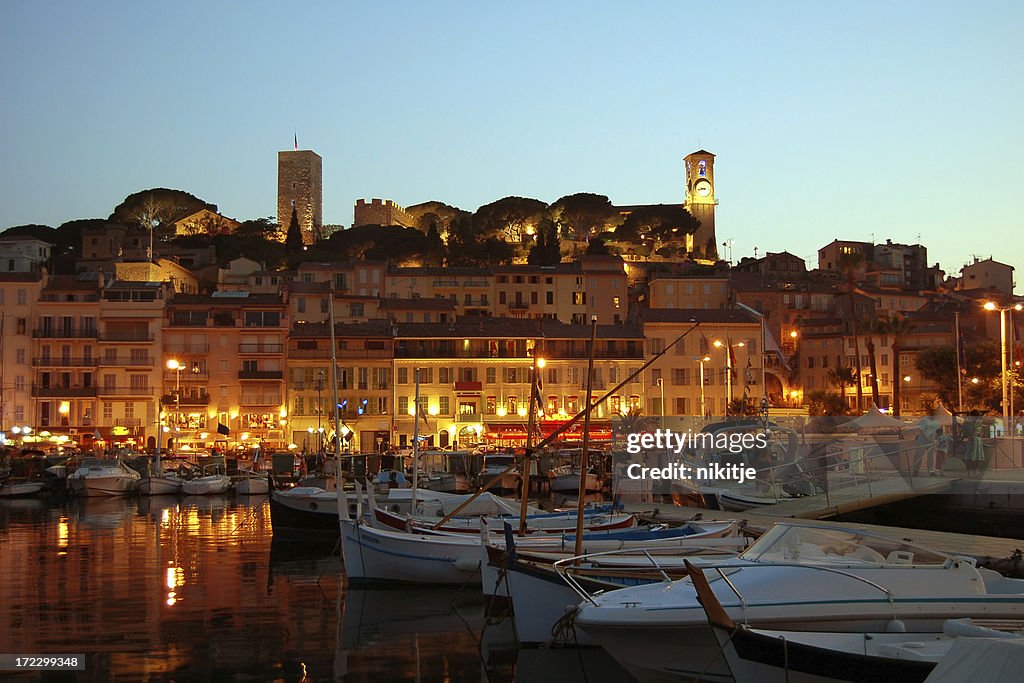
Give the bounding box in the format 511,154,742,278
0,496,628,681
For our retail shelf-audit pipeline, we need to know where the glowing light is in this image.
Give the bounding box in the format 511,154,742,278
287,443,297,450
536,357,546,369
517,406,527,417
279,406,288,418
58,401,70,415
229,410,239,420
428,405,439,416
496,407,507,417
713,340,723,348
971,377,980,384
166,358,181,370
307,426,314,433
199,432,209,439
162,426,170,433
407,404,416,416
11,426,20,434
789,331,798,338
903,375,912,382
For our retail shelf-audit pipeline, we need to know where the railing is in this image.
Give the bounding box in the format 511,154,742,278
508,301,529,311
240,396,282,406
432,278,460,287
98,332,154,342
289,348,391,359
463,279,490,288
239,343,284,354
238,370,284,380
96,386,155,396
32,329,96,339
97,357,154,367
114,418,142,427
32,357,97,367
161,393,210,405
31,385,97,397
163,370,209,381
164,344,210,353
457,413,482,423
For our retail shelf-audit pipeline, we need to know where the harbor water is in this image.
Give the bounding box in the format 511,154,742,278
0,495,627,682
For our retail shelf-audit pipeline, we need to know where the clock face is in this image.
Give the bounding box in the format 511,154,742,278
695,179,712,197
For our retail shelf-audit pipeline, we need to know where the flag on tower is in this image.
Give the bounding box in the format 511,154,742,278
293,131,298,150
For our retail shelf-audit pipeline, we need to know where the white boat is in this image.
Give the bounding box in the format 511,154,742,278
0,480,45,498
574,521,1024,683
480,454,521,493
688,559,1024,683
139,474,184,496
67,458,140,497
181,474,232,495
342,519,484,585
548,465,601,493
234,472,270,495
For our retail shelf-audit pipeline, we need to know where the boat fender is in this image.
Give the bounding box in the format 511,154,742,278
453,558,479,572
886,619,907,633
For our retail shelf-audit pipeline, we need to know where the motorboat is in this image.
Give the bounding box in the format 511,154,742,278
234,470,271,495
547,465,601,493
181,473,232,495
67,458,140,497
687,558,1024,683
480,454,521,493
138,474,184,496
0,480,45,498
573,521,1024,683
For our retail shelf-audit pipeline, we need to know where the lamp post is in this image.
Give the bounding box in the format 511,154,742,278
655,378,665,420
713,340,745,416
315,370,325,454
694,355,710,419
984,301,1022,436
166,359,182,453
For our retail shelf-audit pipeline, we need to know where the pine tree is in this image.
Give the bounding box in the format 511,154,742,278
285,207,304,261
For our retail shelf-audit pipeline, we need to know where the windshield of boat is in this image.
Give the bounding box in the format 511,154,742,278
740,523,951,566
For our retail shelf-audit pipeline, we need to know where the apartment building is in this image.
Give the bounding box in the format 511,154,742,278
0,272,45,436
163,292,288,449
286,320,393,453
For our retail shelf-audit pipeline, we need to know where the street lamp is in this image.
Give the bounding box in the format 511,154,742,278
166,359,182,453
713,340,745,416
983,301,1022,434
694,355,711,419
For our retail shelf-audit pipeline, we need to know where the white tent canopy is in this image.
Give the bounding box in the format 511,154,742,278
841,404,908,431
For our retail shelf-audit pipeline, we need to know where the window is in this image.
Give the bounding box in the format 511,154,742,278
547,368,557,385
398,367,408,384
485,396,496,414
807,357,815,369
676,397,689,415
350,303,364,317
125,402,135,419
613,297,621,308
459,401,476,415
418,367,433,384
15,349,25,364
16,318,26,334
672,368,690,386
243,311,280,327
650,338,664,354
439,367,451,384
439,396,450,414
103,402,113,420
485,367,496,384
566,396,579,413
398,396,408,414
15,376,24,391
546,291,554,305
499,291,507,305
17,289,26,306
572,292,585,306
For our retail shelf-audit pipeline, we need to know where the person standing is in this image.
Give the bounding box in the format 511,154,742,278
934,428,952,476
964,423,986,476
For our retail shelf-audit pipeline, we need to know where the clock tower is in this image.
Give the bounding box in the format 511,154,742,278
684,149,718,260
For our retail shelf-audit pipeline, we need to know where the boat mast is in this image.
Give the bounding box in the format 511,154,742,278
329,282,349,522
411,368,420,514
573,317,598,559
518,346,541,535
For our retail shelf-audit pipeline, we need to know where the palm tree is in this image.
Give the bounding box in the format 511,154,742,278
882,313,915,416
837,252,866,412
865,315,887,408
827,366,857,399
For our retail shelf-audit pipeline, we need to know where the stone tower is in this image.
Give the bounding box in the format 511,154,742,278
683,150,718,260
277,149,322,245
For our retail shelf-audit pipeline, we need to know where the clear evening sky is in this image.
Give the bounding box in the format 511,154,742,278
1,2,1021,278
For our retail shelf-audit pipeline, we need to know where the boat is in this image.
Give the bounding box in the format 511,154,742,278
548,465,601,493
138,474,184,496
688,559,1024,683
67,458,140,497
479,454,521,493
370,499,636,535
574,521,1024,683
0,480,45,498
234,471,270,495
181,472,232,495
418,450,472,494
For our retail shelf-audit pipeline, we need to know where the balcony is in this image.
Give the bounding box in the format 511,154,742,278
238,370,284,380
240,395,282,407
98,332,154,342
32,357,97,367
463,298,489,306
114,418,142,428
432,278,460,287
508,301,529,311
97,356,155,367
463,279,490,288
238,343,284,354
31,385,98,398
288,348,391,359
161,392,210,406
32,329,96,339
165,344,210,354
457,412,483,423
97,386,156,397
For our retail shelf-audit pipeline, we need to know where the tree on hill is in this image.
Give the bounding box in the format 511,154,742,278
446,215,515,266
550,193,619,241
405,201,466,235
616,204,700,253
474,196,548,243
110,188,216,240
527,218,561,266
306,224,430,264
285,208,304,265
585,235,611,255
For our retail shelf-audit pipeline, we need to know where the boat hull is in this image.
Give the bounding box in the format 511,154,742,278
341,520,481,585
69,475,138,497
549,473,601,493
139,476,183,496
234,476,270,495
181,476,232,495
0,481,45,498
270,489,346,538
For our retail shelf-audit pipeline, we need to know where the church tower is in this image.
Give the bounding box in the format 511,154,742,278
278,147,323,245
683,150,718,260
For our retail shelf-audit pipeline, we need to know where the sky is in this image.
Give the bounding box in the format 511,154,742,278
1,2,1022,277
